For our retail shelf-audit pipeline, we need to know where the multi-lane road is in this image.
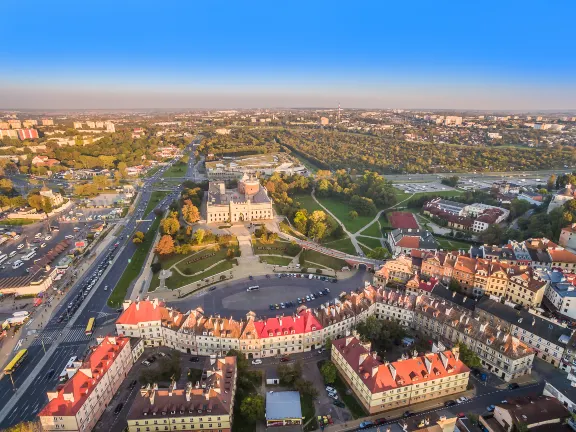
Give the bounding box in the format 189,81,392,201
0,144,195,428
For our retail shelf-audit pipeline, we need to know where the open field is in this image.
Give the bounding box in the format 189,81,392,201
436,237,474,251
357,236,382,249
324,237,356,254
166,260,235,289
253,239,300,256
360,221,382,237
108,216,161,307
259,255,293,266
177,246,230,274
301,249,348,271
316,197,375,233
162,162,187,178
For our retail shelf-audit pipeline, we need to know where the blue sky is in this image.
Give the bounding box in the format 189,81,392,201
1,0,574,109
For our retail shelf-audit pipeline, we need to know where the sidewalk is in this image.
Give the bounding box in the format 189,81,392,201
323,389,476,432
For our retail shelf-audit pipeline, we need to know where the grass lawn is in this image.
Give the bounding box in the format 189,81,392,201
436,237,474,251
301,393,318,432
316,197,375,234
162,162,187,178
108,216,161,307
301,249,348,271
144,191,169,215
359,244,372,255
176,246,230,274
0,219,36,226
166,260,235,290
380,213,392,228
259,255,293,266
253,239,300,257
358,221,382,237
357,236,383,249
323,237,356,255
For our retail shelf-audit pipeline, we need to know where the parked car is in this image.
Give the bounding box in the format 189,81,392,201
486,405,495,412
333,400,345,408
456,397,469,404
279,357,290,362
114,403,124,415
128,380,138,390
325,386,336,393
251,359,263,365
508,383,520,390
189,356,200,362
359,421,374,429
444,400,457,407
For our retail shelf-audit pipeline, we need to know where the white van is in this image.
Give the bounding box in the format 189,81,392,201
12,260,23,269
246,286,260,292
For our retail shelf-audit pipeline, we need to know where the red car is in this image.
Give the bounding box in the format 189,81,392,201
457,413,466,418
279,357,290,362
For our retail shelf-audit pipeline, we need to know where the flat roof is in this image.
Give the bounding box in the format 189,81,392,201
266,391,302,420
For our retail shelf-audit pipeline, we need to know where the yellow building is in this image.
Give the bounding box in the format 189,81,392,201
331,336,469,414
126,356,236,432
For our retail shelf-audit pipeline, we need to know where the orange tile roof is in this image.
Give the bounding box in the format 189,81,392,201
38,336,130,417
116,299,165,325
333,337,469,393
397,236,420,249
549,248,576,264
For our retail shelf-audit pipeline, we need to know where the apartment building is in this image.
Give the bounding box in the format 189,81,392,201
38,336,133,432
480,396,570,432
8,119,21,129
374,255,414,284
332,336,469,414
41,118,54,126
414,296,535,381
126,356,237,432
474,297,570,367
388,229,438,256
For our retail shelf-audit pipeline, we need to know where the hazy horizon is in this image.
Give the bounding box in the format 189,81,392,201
1,0,574,111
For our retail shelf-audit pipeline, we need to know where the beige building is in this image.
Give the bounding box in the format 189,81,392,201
126,356,237,432
332,336,469,414
41,118,54,126
206,177,273,224
40,185,65,207
38,336,133,432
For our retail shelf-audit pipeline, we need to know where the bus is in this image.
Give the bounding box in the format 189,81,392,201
4,349,28,375
22,251,36,261
85,317,95,336
0,254,7,265
58,356,78,382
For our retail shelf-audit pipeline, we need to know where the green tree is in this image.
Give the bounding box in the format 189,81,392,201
240,395,265,422
547,174,557,191
27,193,43,211
277,361,303,386
41,197,53,214
449,279,461,292
457,342,481,368
478,224,504,245
226,349,249,372
348,210,359,220
293,210,308,234
307,210,328,240
193,228,205,244
320,361,338,384
367,247,391,259
295,378,319,398
133,231,145,244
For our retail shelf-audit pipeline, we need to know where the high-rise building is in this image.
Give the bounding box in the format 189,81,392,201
105,121,115,133
41,118,54,126
86,121,95,128
8,120,21,129
73,122,83,129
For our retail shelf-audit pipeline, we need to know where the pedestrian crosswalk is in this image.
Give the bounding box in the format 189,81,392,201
29,326,92,347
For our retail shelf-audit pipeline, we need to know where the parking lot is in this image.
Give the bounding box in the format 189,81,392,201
393,181,458,194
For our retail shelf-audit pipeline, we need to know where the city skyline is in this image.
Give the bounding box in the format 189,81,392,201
1,0,574,110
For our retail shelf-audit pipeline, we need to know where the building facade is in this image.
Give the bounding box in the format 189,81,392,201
38,336,133,432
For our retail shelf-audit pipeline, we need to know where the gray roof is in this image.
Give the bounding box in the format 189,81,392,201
390,228,438,250
431,283,477,311
266,391,302,420
476,297,570,345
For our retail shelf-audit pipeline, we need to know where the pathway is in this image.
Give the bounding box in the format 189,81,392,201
311,189,416,255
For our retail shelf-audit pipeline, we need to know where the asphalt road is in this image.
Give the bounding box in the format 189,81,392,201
0,144,193,428
167,269,371,319
384,168,573,183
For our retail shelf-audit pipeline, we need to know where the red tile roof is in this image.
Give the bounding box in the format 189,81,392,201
116,299,165,325
397,236,420,249
254,315,307,338
38,336,130,417
333,337,469,394
389,212,419,230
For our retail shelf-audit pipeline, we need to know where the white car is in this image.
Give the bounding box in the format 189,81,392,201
45,235,52,240
251,359,263,365
34,233,42,238
14,235,20,240
17,243,24,250
12,261,23,269
65,235,74,239
328,392,339,400
9,251,16,258
40,242,47,248
325,386,336,393
456,397,469,404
